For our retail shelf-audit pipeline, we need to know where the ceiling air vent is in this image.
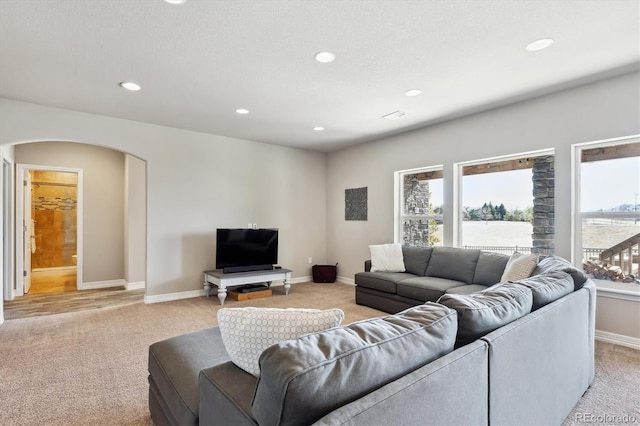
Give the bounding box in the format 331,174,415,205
382,110,407,120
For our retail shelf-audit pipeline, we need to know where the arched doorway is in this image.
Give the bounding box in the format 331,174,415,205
1,141,147,319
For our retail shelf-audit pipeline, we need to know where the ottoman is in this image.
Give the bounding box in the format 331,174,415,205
148,327,230,425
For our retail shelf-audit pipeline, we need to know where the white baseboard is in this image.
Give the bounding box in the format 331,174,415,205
290,276,311,284
125,281,145,290
337,276,355,285
78,279,127,291
595,329,640,350
144,289,205,304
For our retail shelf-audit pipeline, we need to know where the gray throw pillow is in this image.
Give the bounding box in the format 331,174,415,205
437,283,533,347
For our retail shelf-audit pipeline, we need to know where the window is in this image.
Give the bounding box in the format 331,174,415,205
396,167,443,247
574,137,639,286
457,151,554,255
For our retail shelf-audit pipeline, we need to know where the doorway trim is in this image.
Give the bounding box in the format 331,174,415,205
15,164,83,296
3,157,14,302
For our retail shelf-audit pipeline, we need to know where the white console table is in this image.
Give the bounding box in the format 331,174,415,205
203,268,292,305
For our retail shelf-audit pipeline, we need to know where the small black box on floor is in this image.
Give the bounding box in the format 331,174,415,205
312,264,337,283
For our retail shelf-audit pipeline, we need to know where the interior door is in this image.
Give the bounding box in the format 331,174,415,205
23,170,32,294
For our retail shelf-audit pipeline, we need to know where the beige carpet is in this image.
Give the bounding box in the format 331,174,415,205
0,282,638,425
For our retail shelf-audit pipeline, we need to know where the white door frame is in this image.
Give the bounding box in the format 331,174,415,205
15,164,83,296
2,157,14,302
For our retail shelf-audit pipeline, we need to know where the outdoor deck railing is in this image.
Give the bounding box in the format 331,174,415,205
463,245,533,255
463,245,612,262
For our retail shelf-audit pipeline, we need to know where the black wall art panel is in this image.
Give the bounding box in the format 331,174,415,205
345,187,368,221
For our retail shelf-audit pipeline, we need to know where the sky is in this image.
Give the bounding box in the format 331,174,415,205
581,157,639,211
462,169,533,211
425,156,639,212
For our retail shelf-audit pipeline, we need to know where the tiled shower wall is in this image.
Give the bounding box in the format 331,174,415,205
31,171,78,269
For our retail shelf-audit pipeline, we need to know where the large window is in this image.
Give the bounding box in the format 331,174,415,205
396,167,443,247
574,137,639,286
457,151,554,255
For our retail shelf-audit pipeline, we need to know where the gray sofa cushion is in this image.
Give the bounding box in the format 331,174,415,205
355,271,416,294
446,284,489,295
437,283,533,347
473,251,509,285
148,327,230,426
513,270,574,310
251,303,457,426
425,247,481,284
401,246,432,276
396,276,464,302
532,255,588,290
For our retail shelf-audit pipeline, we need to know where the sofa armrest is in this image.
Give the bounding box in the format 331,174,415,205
198,362,258,426
482,286,593,426
364,260,371,272
312,340,488,426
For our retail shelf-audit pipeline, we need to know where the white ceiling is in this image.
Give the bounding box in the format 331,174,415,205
1,1,638,152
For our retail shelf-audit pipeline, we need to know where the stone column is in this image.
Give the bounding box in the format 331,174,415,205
532,155,555,255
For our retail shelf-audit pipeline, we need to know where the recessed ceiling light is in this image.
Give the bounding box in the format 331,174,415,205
235,108,250,114
119,81,141,91
405,89,422,97
526,38,554,52
313,126,325,131
314,51,336,63
164,0,186,4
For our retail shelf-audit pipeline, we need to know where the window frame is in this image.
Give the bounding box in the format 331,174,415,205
571,134,640,295
394,165,444,246
453,149,554,249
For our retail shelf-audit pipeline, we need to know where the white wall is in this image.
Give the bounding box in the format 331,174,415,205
326,71,640,342
327,71,640,279
0,99,327,297
124,154,146,287
14,142,125,284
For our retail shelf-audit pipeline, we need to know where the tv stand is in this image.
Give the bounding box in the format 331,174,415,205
203,268,292,305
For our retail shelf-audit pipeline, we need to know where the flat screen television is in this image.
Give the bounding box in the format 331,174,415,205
216,228,278,273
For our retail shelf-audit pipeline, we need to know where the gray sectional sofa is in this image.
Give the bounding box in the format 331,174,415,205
355,246,511,313
148,248,595,426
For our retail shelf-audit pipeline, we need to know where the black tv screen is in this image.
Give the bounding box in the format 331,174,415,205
215,228,278,273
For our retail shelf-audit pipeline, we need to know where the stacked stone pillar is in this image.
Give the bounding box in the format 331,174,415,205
532,155,555,255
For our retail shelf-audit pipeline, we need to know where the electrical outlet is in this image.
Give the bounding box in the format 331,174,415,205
308,257,313,264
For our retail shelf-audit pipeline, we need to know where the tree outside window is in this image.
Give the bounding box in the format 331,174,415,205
459,152,554,255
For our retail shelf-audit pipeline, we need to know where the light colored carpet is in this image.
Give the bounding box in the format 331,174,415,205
0,282,638,425
0,283,382,425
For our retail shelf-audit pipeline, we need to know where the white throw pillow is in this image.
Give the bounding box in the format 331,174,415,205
501,252,538,282
217,307,345,377
369,243,406,272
